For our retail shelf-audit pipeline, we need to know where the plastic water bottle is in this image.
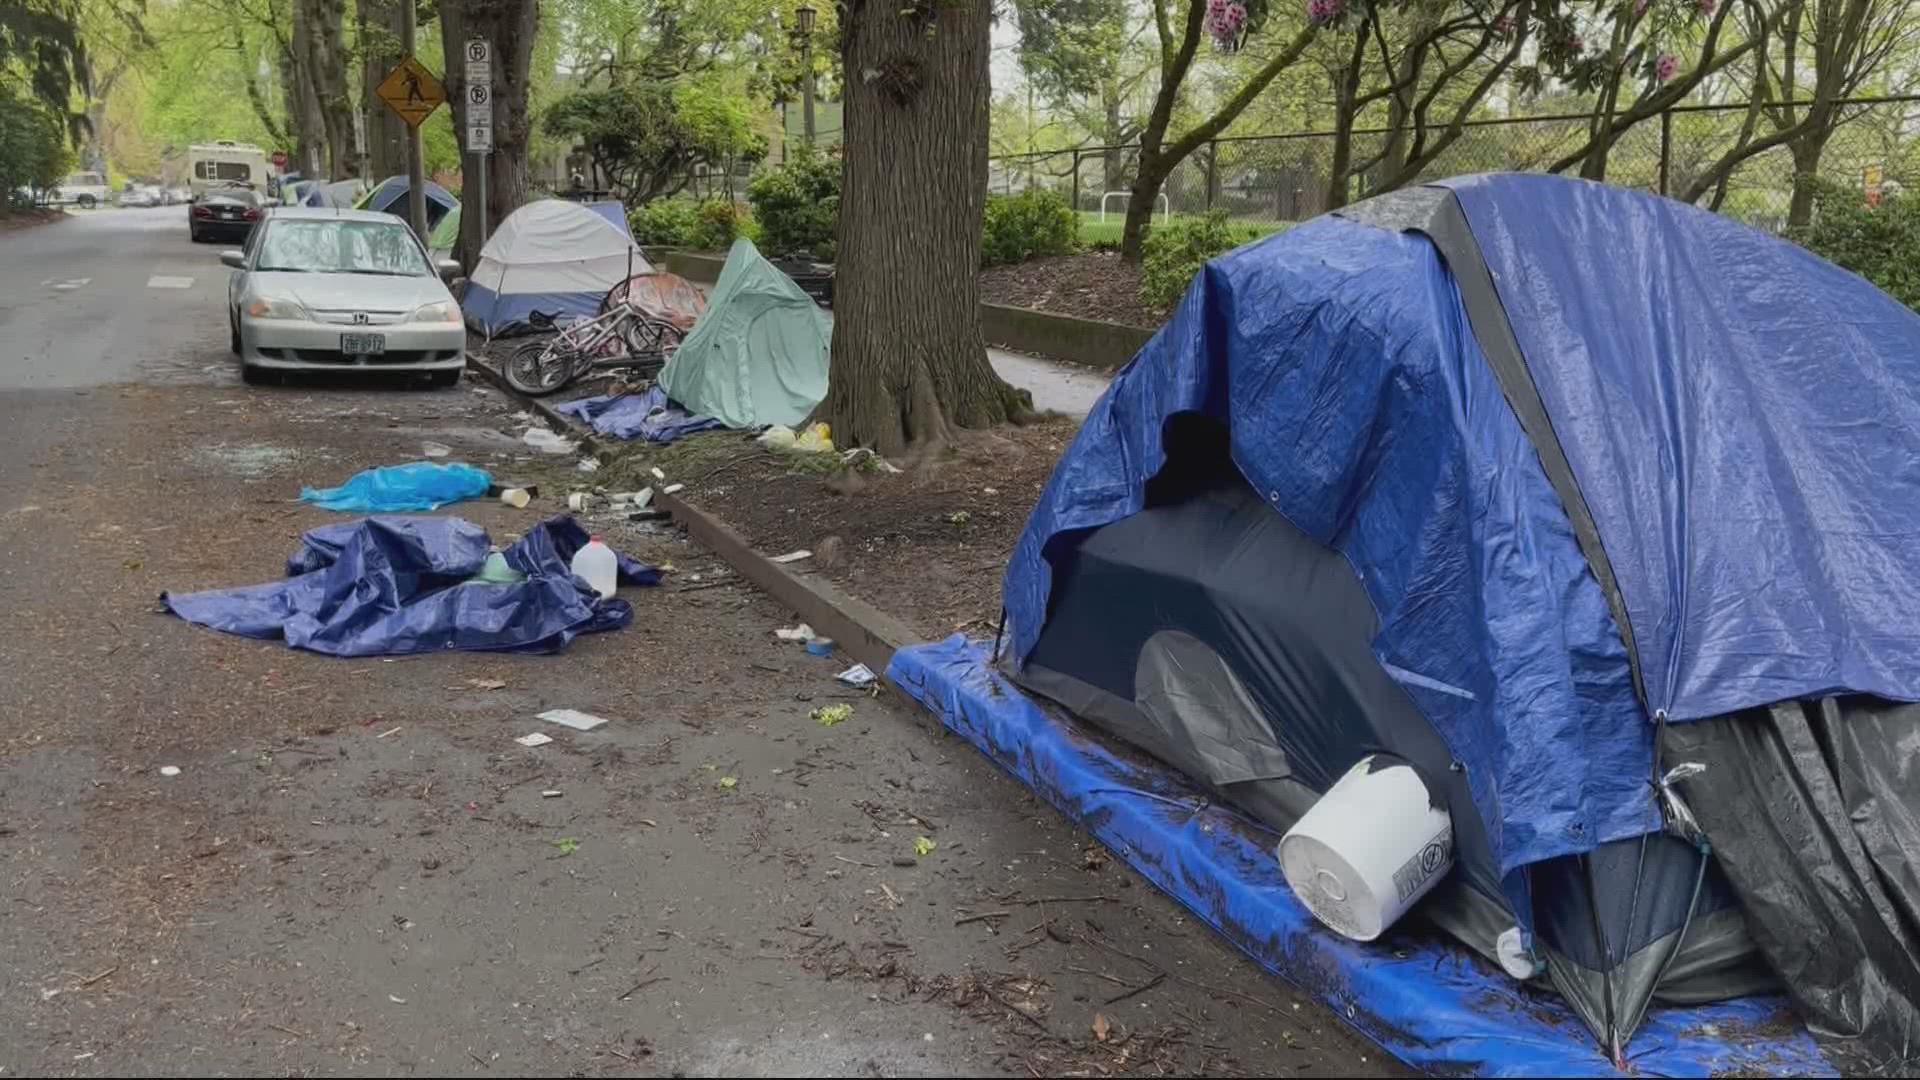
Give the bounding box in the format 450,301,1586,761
570,536,618,599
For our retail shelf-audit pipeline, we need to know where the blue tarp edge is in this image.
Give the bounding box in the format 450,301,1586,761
886,635,1834,1079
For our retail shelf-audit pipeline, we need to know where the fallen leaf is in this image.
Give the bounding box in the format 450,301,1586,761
913,836,936,858
1092,1012,1112,1041
465,678,507,691
554,837,580,856
812,703,854,727
389,994,408,1004
718,776,738,789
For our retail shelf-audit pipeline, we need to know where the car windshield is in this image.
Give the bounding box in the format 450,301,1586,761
256,219,430,276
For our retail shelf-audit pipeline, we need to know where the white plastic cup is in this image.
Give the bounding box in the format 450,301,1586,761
1277,754,1453,941
498,488,530,508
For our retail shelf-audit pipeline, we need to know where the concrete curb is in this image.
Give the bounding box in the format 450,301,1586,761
466,348,919,678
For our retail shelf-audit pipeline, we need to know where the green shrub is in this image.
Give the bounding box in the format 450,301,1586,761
981,188,1078,267
747,149,840,260
1139,211,1264,309
1791,179,1920,311
688,198,749,251
628,199,700,246
628,197,752,251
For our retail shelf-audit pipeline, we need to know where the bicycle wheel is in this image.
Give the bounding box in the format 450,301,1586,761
503,339,578,396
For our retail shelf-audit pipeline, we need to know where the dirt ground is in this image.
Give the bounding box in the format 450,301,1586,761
978,253,1167,329
0,207,69,234
0,345,1391,1075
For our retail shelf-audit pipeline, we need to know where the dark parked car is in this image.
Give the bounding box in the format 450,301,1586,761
189,188,263,243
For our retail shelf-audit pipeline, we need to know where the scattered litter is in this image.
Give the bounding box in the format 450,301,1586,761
375,726,403,739
159,765,182,777
632,487,654,508
770,549,812,564
946,510,972,525
836,663,877,688
496,487,532,508
757,422,835,454
554,837,580,856
913,836,937,857
523,427,577,454
662,483,684,494
983,486,999,495
650,466,666,481
515,732,554,748
465,678,508,691
389,995,408,1004
470,550,525,584
576,457,602,473
628,509,670,523
567,492,597,512
537,708,609,731
555,387,723,443
840,447,904,474
299,462,492,512
805,637,837,656
541,789,563,798
718,776,739,789
775,623,816,642
813,703,854,727
1092,1013,1112,1041
420,441,452,458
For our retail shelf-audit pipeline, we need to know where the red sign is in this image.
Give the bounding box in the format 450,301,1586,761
271,150,288,169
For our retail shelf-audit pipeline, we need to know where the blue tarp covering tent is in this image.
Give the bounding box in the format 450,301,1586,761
356,175,457,229
958,173,1920,1073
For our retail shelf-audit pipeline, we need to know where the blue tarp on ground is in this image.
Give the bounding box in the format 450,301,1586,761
1443,174,1920,721
555,386,724,443
299,461,492,512
162,515,659,657
1003,210,1655,888
889,636,1835,1078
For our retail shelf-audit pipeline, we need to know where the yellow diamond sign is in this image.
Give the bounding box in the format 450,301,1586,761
376,56,446,128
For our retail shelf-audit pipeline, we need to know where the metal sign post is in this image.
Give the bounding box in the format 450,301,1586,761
464,38,494,250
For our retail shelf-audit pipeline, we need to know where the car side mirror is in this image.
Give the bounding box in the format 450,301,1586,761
435,258,462,281
219,250,246,270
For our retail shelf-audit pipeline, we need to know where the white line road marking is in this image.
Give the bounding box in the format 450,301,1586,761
50,278,90,290
146,275,194,289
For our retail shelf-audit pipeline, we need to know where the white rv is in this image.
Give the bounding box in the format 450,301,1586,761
187,141,270,201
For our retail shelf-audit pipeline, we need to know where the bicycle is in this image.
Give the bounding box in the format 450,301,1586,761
501,301,685,396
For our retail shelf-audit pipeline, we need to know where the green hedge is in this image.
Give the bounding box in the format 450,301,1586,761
1139,211,1271,309
628,197,755,251
982,188,1078,267
748,149,840,260
1792,179,1920,311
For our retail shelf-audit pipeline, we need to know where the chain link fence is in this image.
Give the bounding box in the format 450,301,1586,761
990,95,1920,239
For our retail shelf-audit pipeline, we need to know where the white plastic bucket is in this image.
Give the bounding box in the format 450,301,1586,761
1277,754,1453,941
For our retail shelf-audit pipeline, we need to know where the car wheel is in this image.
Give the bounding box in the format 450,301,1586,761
229,316,241,357
240,363,271,386
189,227,201,243
77,195,95,209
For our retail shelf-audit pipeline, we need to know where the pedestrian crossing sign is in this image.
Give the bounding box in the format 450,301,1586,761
376,57,446,128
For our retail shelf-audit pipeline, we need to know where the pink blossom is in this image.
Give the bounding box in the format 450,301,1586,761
1306,0,1344,24
1696,0,1717,15
1655,52,1679,81
1494,13,1515,34
1210,0,1250,45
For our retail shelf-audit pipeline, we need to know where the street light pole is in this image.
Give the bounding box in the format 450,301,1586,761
796,4,817,148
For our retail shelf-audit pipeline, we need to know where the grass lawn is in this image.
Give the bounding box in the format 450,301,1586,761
1075,210,1292,248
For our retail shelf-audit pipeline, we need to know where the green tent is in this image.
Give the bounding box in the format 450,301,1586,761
428,206,461,255
658,238,831,429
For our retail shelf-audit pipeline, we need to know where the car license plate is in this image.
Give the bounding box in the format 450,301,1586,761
340,333,386,356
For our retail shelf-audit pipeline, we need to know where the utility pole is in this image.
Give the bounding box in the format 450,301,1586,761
401,0,427,242
797,4,817,147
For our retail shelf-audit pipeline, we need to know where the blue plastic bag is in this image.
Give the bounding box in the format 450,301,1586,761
299,462,492,512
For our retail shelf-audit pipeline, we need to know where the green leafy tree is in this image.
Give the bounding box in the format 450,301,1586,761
746,146,839,257
1,0,89,138
0,86,73,206
543,80,764,204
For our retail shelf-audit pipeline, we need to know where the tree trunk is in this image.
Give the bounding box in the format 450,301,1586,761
288,4,328,176
1119,152,1164,258
1787,125,1833,229
299,0,358,177
440,0,540,272
813,0,1029,456
358,0,408,179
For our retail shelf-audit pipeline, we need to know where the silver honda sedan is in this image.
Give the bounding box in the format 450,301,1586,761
221,207,467,386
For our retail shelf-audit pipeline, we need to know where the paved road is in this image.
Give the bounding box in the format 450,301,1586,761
0,209,1383,1078
0,206,230,391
